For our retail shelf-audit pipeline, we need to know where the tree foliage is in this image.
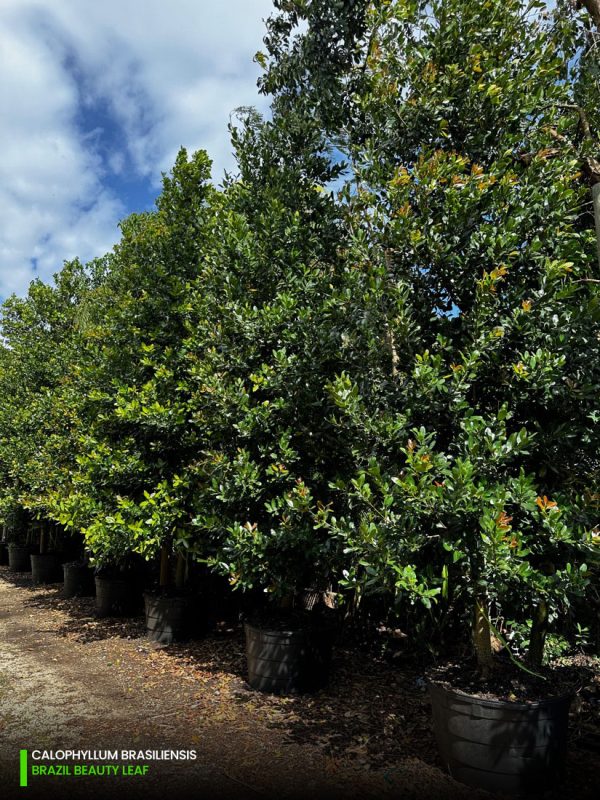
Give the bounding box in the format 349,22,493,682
0,0,598,665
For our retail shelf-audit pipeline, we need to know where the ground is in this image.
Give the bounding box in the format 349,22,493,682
0,568,597,800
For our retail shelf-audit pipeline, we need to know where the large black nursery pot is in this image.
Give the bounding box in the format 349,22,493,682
8,543,32,572
31,553,62,584
63,562,95,598
95,576,135,617
428,682,572,794
244,620,333,695
144,593,189,644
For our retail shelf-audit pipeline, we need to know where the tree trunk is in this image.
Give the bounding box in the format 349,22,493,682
159,544,170,589
528,600,548,668
473,596,495,676
39,524,47,555
580,0,600,29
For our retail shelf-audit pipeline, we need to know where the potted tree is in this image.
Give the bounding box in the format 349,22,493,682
255,0,600,789
90,479,199,643
30,519,64,584
185,107,348,694
312,410,594,792
209,510,338,695
250,0,600,784
412,429,592,794
42,150,218,626
62,558,96,598
136,486,195,645
143,542,189,644
94,562,140,618
81,513,142,617
3,506,34,572
168,16,358,685
62,535,95,598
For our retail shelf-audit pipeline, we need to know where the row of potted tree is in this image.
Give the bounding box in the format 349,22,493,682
0,0,599,794
1,516,332,685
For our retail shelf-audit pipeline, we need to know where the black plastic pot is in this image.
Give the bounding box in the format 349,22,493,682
62,563,95,598
8,543,32,572
244,621,332,695
144,593,189,644
428,681,572,794
0,542,9,566
31,553,62,584
95,576,133,617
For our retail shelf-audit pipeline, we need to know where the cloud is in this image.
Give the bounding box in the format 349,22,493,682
0,0,274,299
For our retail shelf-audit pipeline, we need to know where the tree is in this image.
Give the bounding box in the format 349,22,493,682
54,149,218,575
264,0,600,668
0,259,99,548
183,106,353,601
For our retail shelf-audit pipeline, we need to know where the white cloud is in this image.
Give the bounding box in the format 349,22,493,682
0,0,274,298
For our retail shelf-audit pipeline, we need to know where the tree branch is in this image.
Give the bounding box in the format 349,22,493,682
541,102,593,142
579,0,600,30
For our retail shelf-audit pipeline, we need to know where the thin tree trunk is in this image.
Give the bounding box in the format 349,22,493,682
39,524,47,555
473,595,495,676
159,544,170,589
528,600,548,668
384,249,400,378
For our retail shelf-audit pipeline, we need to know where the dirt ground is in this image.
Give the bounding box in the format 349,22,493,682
0,568,597,800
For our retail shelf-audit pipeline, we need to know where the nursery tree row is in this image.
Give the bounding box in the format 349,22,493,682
1,0,599,669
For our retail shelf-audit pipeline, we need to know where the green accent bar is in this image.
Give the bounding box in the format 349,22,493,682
20,750,28,788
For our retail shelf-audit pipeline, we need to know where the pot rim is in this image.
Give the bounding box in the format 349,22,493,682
94,575,130,585
244,620,313,638
427,679,574,710
143,591,188,602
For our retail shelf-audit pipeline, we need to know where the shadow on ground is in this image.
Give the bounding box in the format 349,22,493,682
0,566,146,642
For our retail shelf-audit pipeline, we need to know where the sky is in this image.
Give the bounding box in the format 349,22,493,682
0,0,274,300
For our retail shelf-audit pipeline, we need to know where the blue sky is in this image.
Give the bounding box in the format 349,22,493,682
0,0,274,299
